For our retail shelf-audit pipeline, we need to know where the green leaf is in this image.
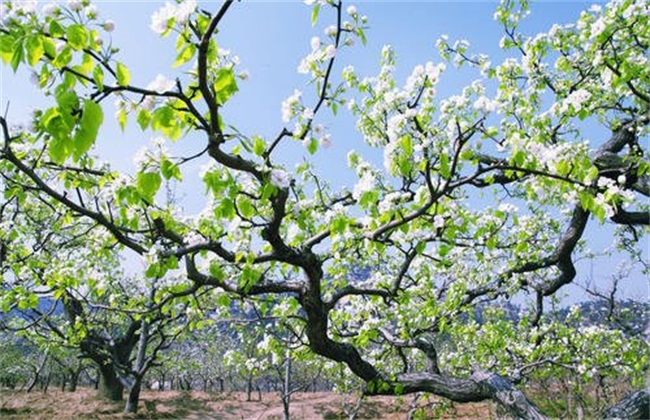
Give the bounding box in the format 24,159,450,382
48,135,73,164
93,66,104,88
173,43,196,68
0,34,15,64
136,171,162,203
209,262,225,281
73,100,103,159
161,158,182,180
252,136,265,156
214,68,238,105
55,87,79,111
145,262,162,278
49,20,65,38
152,106,174,130
42,37,56,59
52,46,73,69
239,266,262,292
440,153,450,179
400,135,413,156
359,29,367,46
17,293,39,311
237,196,254,218
66,24,88,51
118,108,128,131
217,198,236,220
11,40,24,72
43,109,76,163
216,293,230,308
25,36,44,66
311,4,320,26
512,149,526,167
307,138,318,155
136,108,151,130
116,62,130,86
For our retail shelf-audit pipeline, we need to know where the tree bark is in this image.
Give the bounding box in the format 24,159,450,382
124,380,142,414
66,368,80,392
98,366,124,401
124,318,149,414
282,355,292,420
601,389,649,419
246,376,253,402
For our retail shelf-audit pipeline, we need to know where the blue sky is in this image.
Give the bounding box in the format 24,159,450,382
1,0,646,302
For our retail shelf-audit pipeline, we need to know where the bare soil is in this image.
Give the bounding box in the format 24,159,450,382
0,388,492,419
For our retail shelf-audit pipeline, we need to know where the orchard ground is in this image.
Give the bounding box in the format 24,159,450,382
0,388,490,419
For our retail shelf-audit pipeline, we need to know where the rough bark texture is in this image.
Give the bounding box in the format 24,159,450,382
124,381,142,414
601,389,649,419
98,366,124,401
365,371,547,419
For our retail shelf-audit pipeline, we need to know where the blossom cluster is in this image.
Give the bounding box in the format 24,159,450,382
132,136,169,171
150,0,196,35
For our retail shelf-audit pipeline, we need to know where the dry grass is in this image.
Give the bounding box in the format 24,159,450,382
0,388,492,419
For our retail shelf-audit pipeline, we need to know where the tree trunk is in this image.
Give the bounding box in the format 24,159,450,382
601,390,649,419
124,318,149,414
98,367,124,401
41,373,51,393
66,369,79,392
246,376,253,402
124,380,142,414
26,351,49,393
282,355,292,420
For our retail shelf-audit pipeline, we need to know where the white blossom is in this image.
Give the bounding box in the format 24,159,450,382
433,214,445,229
319,133,332,149
346,5,357,16
102,20,115,32
270,169,290,189
310,36,321,51
294,123,304,138
286,224,300,243
324,25,337,37
12,0,37,14
42,3,59,17
67,0,83,12
565,88,591,112
147,74,175,94
281,89,302,122
353,171,375,200
498,203,518,213
150,2,176,34
588,4,602,13
133,147,149,169
183,231,204,247
473,96,498,113
302,107,314,120
85,4,98,18
325,45,336,59
590,17,606,39
175,0,196,24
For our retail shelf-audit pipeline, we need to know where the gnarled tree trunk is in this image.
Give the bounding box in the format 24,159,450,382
601,390,649,419
98,365,123,401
